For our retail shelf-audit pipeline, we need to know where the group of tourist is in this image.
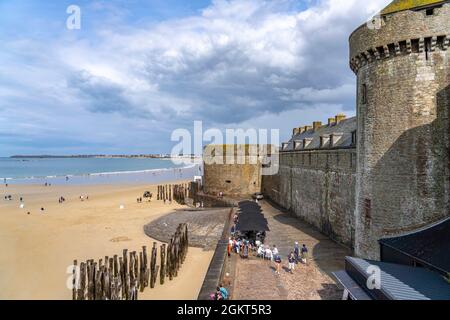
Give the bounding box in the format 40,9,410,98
4,195,25,204
210,284,229,300
258,242,308,275
227,238,252,258
58,196,66,204
228,234,309,276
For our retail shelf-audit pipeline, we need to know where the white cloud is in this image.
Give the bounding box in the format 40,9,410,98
0,0,391,154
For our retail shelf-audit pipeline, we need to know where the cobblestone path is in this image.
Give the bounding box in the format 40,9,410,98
231,200,350,300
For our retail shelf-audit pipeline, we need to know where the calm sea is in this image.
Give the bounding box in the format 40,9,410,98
0,157,201,185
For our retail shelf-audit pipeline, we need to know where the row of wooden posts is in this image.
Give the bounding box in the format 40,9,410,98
72,223,189,300
157,184,189,205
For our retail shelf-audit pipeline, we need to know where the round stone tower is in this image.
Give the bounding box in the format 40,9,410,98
350,0,450,259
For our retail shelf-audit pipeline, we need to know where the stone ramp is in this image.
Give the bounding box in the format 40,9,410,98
144,208,230,250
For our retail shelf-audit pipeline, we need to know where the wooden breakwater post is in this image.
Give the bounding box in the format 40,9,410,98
72,224,188,300
157,183,192,204
166,223,188,281
160,243,166,285
72,260,77,300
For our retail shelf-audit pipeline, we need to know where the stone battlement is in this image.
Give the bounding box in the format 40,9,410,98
350,34,449,74
349,2,450,74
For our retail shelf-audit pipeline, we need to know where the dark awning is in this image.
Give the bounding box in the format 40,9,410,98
235,201,269,232
379,218,450,274
238,207,262,214
236,219,270,232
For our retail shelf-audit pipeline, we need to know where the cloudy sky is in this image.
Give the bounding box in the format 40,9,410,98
0,0,391,156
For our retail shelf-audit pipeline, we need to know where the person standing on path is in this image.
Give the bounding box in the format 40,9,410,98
288,252,296,274
274,255,282,275
294,242,300,263
301,244,308,264
272,245,279,261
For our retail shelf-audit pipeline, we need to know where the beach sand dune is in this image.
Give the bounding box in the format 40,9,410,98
0,183,213,300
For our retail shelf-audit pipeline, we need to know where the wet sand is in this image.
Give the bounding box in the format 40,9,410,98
0,182,213,300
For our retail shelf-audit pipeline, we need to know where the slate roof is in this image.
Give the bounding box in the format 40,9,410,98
281,117,356,152
379,217,450,274
346,257,450,300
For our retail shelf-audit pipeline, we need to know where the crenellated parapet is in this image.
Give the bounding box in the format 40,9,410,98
350,35,449,74
349,2,450,74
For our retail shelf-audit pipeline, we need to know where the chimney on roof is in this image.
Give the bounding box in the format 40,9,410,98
313,121,322,131
328,118,336,126
335,114,346,124
293,128,300,136
303,125,313,132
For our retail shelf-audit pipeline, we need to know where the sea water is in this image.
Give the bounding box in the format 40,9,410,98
0,157,202,185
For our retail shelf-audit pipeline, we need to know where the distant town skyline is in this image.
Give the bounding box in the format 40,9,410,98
0,0,391,157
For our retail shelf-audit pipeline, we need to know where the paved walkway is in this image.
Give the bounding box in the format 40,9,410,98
231,200,350,300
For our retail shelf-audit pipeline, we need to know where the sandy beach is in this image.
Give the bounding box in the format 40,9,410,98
0,182,213,300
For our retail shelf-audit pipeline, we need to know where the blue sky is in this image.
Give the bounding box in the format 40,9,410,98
0,0,390,156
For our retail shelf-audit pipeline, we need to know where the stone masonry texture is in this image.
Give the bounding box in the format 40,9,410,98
350,3,450,259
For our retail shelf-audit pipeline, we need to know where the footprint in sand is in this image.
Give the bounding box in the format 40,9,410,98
110,236,132,242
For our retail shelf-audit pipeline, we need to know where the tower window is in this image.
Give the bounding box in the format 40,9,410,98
376,46,385,59
437,36,445,50
411,39,420,53
364,198,372,220
399,41,407,54
425,37,432,60
351,130,357,146
387,43,396,56
361,84,368,104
